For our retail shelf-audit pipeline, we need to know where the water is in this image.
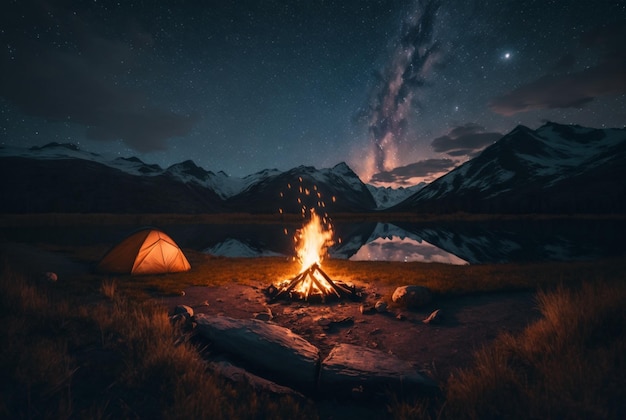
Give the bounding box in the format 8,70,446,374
176,219,626,264
2,219,624,264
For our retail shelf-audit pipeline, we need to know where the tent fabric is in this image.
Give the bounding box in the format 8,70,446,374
97,228,191,275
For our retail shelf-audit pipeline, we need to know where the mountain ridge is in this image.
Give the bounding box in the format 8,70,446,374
392,122,626,214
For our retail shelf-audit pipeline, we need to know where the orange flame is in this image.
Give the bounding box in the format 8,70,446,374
295,210,334,270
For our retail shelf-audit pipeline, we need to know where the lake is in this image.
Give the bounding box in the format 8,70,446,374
2,218,624,265
178,218,625,264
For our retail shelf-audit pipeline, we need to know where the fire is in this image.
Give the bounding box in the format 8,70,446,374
295,210,333,270
292,211,334,297
267,178,358,302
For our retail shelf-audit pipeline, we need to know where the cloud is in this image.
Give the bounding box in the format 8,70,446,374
0,2,195,152
431,123,501,156
370,158,456,185
489,25,626,116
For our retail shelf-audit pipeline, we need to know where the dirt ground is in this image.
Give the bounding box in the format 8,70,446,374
164,281,539,382
1,241,540,383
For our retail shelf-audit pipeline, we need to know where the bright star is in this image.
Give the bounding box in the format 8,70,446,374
503,52,511,60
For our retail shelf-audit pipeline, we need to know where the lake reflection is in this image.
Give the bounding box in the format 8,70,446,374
349,236,469,264
4,218,622,265
192,219,626,264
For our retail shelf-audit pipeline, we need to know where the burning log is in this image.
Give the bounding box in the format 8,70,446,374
268,204,358,302
268,263,359,302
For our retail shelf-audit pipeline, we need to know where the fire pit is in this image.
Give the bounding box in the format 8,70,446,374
267,262,358,302
267,209,360,302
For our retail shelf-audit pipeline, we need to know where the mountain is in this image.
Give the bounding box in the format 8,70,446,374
0,143,378,214
392,123,626,214
367,183,426,209
0,156,225,213
225,162,377,213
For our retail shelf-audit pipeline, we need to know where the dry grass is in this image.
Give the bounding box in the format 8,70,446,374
0,259,316,419
392,278,626,419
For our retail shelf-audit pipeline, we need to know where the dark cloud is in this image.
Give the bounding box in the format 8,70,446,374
431,123,501,156
370,158,456,185
489,24,626,116
0,1,195,152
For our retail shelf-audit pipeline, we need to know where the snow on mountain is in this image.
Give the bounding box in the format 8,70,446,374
394,122,626,213
366,183,426,209
225,162,377,213
203,238,283,258
1,143,377,211
1,142,101,161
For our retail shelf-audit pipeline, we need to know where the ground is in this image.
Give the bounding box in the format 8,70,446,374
165,281,539,382
1,240,540,384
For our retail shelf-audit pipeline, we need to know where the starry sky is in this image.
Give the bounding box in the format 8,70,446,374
2,0,625,186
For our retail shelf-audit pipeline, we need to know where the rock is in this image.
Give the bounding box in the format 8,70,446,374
317,317,332,327
359,304,376,315
423,309,442,324
253,312,272,321
374,301,387,313
392,285,432,309
253,307,273,321
396,313,406,321
195,314,320,389
172,305,194,320
209,360,306,401
319,343,437,396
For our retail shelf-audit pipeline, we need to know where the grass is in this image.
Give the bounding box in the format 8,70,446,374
0,258,315,419
1,213,626,418
392,278,626,419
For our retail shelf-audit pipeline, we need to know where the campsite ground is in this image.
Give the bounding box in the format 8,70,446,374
0,235,554,383
165,282,538,381
1,214,625,418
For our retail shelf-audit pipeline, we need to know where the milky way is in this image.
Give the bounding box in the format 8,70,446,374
365,0,441,181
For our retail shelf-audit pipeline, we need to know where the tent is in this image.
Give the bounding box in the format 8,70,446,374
96,228,191,275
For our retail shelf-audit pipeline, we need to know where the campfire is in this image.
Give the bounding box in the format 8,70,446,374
268,210,358,302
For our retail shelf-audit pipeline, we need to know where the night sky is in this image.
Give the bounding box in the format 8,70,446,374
2,0,625,186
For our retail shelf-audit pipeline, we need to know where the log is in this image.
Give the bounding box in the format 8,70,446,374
195,314,320,389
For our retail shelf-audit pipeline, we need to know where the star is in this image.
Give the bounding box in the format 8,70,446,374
503,52,512,60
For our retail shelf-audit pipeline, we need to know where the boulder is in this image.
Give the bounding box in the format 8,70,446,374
392,285,432,309
319,343,437,396
195,314,320,389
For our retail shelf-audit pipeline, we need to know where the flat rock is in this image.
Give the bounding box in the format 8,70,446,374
319,343,437,395
209,360,306,401
195,314,320,389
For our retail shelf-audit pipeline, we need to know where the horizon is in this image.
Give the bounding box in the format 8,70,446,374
4,120,623,190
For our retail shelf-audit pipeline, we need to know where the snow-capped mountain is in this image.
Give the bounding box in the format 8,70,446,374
225,162,378,213
0,142,377,213
393,122,626,214
366,183,426,209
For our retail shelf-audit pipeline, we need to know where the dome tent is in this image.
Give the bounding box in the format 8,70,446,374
97,228,191,275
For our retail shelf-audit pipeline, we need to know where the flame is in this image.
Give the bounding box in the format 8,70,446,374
295,210,334,270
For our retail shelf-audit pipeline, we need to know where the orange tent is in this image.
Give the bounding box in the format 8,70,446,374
96,228,191,275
